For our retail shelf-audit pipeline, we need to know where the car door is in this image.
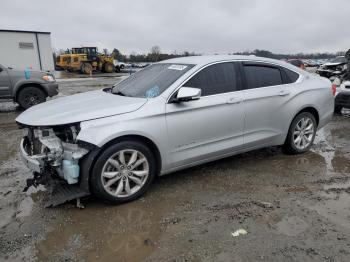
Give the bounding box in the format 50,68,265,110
165,62,245,168
0,66,11,97
240,62,300,148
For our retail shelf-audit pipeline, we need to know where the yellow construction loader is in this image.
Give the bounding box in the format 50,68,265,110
56,47,115,74
55,53,71,71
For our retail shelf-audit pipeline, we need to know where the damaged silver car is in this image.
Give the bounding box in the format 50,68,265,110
16,55,334,206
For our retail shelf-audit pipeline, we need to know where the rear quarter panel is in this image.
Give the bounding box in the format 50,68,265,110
292,75,333,129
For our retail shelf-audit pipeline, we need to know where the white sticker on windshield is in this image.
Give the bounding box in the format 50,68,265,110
168,64,188,71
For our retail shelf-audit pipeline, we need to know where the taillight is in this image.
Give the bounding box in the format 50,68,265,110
332,84,337,96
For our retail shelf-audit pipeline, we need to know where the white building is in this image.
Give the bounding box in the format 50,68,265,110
0,29,54,72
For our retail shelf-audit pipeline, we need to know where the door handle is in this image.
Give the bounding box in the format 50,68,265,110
278,90,290,97
227,97,243,104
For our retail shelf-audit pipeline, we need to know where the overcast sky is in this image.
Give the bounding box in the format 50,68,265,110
1,0,349,55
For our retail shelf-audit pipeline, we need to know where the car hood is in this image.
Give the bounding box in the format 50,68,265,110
8,68,49,78
16,90,147,126
323,62,345,67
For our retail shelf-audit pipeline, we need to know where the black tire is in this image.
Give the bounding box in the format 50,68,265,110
334,106,342,114
283,112,317,154
115,66,121,73
17,87,47,109
90,140,157,204
103,62,115,73
81,63,92,74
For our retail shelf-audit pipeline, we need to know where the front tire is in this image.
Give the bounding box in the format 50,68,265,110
17,87,47,109
81,63,93,74
103,62,115,73
283,112,317,154
90,141,157,204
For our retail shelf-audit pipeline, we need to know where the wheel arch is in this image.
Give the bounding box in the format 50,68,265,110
282,106,320,153
80,134,162,192
101,135,162,174
283,106,319,144
293,106,320,127
14,82,47,101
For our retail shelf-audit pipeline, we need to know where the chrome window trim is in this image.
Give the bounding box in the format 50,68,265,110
166,59,302,103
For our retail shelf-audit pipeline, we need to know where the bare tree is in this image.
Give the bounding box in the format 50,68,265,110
150,45,161,62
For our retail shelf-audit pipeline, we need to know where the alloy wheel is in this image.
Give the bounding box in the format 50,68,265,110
101,149,149,198
24,92,40,106
292,116,315,150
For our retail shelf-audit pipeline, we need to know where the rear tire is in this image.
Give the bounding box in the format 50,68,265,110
283,112,317,154
17,87,47,109
90,140,157,204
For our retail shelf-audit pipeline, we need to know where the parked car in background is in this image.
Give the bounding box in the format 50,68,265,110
0,64,58,109
335,80,350,113
287,59,305,69
303,59,318,67
113,60,127,72
317,56,347,79
16,55,334,205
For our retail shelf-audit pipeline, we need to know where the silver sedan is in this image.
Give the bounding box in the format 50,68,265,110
16,55,334,204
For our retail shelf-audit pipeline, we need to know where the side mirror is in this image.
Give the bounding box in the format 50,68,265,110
172,87,201,103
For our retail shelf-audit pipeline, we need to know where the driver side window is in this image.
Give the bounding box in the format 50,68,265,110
184,62,238,96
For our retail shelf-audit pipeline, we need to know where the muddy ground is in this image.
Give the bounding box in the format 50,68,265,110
0,76,350,262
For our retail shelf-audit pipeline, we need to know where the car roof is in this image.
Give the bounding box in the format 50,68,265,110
159,55,304,73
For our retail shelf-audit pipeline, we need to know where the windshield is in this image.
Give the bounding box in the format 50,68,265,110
112,63,194,98
330,56,347,63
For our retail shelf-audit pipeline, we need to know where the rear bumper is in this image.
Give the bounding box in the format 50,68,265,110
42,82,59,97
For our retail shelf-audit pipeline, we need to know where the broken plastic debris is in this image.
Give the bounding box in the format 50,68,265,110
231,229,248,237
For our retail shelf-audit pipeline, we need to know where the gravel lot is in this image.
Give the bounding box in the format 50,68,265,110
1,76,350,261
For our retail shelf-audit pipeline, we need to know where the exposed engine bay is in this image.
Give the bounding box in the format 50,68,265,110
20,124,92,207
316,56,348,81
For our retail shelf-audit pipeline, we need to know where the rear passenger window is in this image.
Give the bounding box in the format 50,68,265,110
184,63,237,96
282,68,299,84
244,65,282,89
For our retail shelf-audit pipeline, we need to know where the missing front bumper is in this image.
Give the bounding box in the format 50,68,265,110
20,137,42,173
20,134,91,207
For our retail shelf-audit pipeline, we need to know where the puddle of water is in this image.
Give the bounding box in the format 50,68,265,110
36,197,170,262
309,193,350,229
312,116,350,176
313,128,335,173
307,177,350,230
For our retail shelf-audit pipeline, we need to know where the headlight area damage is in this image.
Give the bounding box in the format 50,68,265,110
20,124,93,207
